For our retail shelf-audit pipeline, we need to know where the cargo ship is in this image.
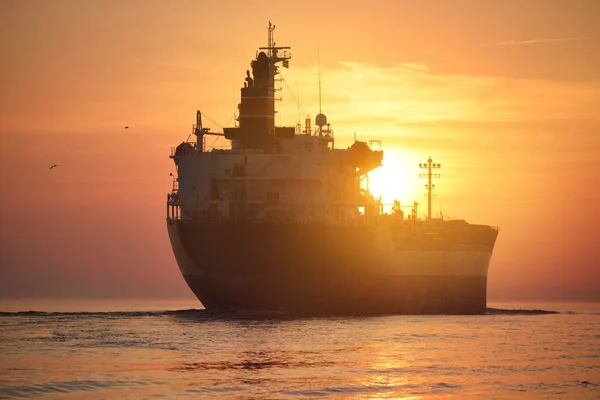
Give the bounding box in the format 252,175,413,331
166,23,499,315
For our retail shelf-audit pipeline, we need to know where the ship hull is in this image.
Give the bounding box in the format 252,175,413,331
167,220,495,315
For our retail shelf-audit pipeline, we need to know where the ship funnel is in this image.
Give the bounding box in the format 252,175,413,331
236,22,291,147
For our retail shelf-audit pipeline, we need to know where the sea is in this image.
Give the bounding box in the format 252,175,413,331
0,299,598,400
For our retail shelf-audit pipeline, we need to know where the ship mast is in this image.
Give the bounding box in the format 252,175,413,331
258,22,291,77
258,22,291,124
318,46,322,115
315,46,328,137
419,157,441,221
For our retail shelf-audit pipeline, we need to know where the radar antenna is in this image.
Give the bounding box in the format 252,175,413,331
314,46,328,136
259,22,291,64
419,157,441,221
318,46,322,114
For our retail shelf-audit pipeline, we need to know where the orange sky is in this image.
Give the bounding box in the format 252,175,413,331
1,0,599,302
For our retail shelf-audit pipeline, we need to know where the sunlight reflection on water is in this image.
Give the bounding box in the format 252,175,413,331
0,300,598,399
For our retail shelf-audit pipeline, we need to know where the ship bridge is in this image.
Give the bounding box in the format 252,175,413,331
166,22,386,227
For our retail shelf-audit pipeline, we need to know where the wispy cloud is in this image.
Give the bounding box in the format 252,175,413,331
489,37,582,47
399,63,429,72
278,61,600,135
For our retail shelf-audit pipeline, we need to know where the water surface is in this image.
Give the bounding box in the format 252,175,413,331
0,299,598,399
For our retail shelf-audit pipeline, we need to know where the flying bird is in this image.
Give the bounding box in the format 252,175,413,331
49,164,60,170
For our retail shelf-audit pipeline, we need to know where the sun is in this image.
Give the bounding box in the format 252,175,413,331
367,148,425,215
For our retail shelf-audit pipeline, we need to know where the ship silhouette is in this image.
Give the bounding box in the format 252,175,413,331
166,23,499,315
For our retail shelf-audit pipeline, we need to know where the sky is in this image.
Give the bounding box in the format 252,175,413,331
0,0,599,303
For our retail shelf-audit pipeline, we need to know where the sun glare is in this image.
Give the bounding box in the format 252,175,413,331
367,148,424,214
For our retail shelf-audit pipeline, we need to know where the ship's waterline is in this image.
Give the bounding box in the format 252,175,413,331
179,272,488,315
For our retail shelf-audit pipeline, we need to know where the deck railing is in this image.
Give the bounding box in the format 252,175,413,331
166,192,180,221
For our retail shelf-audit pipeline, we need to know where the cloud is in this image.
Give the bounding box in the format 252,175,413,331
277,61,600,138
399,63,429,72
489,37,583,46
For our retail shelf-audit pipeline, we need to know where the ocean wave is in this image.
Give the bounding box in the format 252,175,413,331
485,308,560,315
0,309,205,318
0,379,154,399
0,307,565,319
168,358,335,373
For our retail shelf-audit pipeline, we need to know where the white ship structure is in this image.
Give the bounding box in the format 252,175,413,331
166,23,499,315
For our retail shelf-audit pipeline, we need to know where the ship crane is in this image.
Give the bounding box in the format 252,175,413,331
193,110,224,152
419,157,441,221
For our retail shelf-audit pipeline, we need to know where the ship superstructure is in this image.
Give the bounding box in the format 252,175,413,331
166,23,499,315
